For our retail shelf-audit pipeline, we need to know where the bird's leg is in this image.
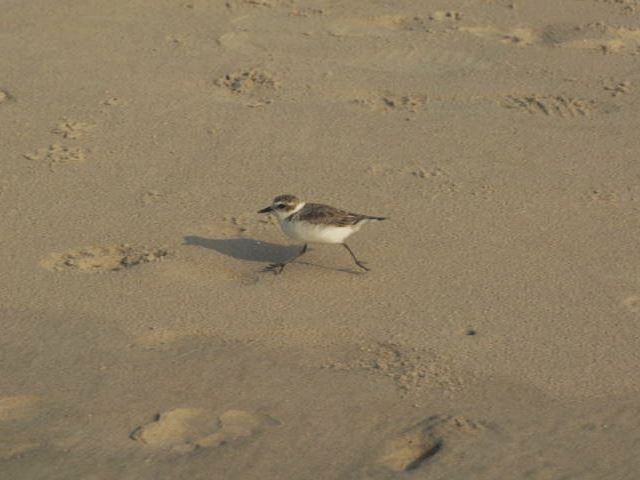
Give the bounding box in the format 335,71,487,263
263,243,308,274
342,243,369,272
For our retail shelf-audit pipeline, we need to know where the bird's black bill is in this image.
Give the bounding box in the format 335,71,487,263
258,206,273,213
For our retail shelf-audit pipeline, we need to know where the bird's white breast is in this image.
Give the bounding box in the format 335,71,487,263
280,219,359,244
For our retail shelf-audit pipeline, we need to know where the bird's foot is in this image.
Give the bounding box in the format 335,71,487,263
262,263,286,274
355,261,370,272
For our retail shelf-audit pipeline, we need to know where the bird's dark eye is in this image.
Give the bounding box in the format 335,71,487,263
276,204,286,209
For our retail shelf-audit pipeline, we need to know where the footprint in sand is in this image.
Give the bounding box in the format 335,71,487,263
502,95,594,117
41,245,169,272
585,184,640,204
326,342,461,395
354,92,427,113
366,164,447,179
429,11,462,22
214,68,279,96
604,80,631,97
24,143,88,171
459,25,538,46
326,13,462,37
51,119,94,139
377,415,485,472
130,408,215,450
459,21,640,54
101,96,127,106
542,22,640,55
130,408,279,453
289,6,325,17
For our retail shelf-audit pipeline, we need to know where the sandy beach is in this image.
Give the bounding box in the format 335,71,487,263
2,0,640,478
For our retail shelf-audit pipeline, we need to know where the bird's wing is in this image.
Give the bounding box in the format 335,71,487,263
294,203,368,227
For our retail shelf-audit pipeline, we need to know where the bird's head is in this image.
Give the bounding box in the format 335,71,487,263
258,194,304,220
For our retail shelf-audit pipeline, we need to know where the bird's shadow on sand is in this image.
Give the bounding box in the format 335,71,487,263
183,236,359,274
184,236,297,263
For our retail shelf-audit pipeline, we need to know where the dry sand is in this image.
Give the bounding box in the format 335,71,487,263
2,0,640,478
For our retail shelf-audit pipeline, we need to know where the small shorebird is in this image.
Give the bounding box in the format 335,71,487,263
257,194,386,274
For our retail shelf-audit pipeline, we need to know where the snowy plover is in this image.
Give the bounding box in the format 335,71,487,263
257,194,386,274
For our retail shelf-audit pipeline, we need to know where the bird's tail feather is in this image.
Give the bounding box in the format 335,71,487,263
366,216,386,221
